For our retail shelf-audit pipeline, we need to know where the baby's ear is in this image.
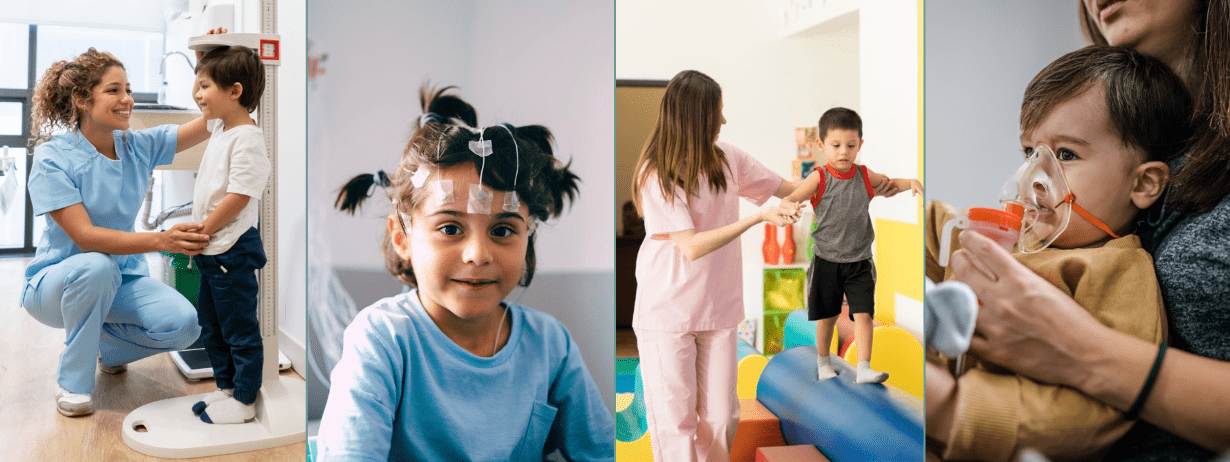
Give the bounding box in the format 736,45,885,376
1130,161,1169,209
229,82,244,100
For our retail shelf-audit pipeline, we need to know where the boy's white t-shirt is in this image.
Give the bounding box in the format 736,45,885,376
192,119,271,255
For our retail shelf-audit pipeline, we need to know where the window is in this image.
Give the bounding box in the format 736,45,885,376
0,23,163,253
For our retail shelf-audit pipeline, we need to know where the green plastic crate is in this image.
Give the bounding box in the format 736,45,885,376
160,252,200,308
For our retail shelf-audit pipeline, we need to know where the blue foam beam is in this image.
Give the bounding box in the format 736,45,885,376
756,346,923,461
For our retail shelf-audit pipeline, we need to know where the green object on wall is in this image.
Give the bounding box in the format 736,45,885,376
808,221,818,259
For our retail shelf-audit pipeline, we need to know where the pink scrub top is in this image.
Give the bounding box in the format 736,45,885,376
633,141,783,332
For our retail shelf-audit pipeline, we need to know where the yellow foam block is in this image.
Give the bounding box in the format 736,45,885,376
873,217,924,326
843,325,924,399
737,354,769,400
616,434,654,462
616,392,634,413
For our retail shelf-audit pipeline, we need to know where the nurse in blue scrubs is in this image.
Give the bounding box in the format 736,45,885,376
23,48,214,417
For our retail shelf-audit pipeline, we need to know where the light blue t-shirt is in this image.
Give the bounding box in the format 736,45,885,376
24,126,179,295
316,290,614,462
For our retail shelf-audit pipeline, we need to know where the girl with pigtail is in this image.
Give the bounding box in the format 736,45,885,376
316,85,614,462
23,48,212,417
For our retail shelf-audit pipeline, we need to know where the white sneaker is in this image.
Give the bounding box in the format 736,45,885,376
56,386,93,417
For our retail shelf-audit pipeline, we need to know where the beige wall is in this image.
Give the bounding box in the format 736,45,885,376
615,85,665,233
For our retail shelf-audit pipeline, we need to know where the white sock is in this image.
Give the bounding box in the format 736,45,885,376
200,397,255,424
816,354,837,380
856,360,889,384
192,388,233,415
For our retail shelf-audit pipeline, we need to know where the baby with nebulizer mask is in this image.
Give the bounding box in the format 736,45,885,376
924,46,1192,461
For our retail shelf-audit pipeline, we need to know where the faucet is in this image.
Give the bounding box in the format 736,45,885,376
158,51,195,104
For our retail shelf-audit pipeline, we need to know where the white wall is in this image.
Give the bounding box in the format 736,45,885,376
308,0,472,271
861,0,923,340
924,0,1085,210
0,0,163,32
274,0,307,379
618,0,918,337
310,0,612,274
468,1,614,273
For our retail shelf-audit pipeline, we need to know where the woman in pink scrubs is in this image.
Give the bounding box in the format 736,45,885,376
631,70,801,462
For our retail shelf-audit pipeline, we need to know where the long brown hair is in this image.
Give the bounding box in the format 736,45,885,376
1081,0,1230,213
30,48,125,146
633,70,729,213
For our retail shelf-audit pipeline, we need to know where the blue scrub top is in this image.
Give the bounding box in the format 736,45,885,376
317,290,615,462
24,125,179,296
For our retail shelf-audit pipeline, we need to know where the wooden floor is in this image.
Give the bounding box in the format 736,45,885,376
0,255,306,461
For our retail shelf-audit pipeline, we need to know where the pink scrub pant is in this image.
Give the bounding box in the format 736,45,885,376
635,327,740,462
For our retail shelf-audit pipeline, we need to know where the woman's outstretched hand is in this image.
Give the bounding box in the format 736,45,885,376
873,178,903,197
777,199,805,222
949,229,1101,388
161,222,211,256
761,204,799,227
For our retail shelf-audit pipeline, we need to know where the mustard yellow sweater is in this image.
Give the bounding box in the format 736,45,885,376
925,200,1167,462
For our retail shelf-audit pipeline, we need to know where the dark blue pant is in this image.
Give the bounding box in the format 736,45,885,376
194,227,266,405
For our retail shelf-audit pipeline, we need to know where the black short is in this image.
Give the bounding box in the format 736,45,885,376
807,257,875,322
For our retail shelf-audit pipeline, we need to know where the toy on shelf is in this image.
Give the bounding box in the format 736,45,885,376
781,224,796,263
762,223,780,265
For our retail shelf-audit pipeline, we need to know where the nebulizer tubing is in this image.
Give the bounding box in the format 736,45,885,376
139,173,193,231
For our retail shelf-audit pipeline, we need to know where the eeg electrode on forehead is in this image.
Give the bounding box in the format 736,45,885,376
396,115,535,233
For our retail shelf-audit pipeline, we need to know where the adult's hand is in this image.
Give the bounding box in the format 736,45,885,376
948,229,1104,389
759,205,796,227
161,222,211,256
873,179,902,197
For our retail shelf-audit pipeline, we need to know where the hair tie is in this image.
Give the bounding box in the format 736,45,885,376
418,112,443,128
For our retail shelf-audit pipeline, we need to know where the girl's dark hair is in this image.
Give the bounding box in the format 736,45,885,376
30,48,125,146
1021,46,1193,165
336,84,580,287
1081,0,1230,212
632,70,728,213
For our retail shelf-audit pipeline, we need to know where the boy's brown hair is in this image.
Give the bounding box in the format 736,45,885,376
818,107,863,140
196,45,265,113
1021,46,1192,164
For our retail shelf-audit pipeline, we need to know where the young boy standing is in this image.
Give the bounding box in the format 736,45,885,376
189,43,271,424
781,108,922,383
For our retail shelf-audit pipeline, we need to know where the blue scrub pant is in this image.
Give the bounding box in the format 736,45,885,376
23,252,202,394
193,227,266,405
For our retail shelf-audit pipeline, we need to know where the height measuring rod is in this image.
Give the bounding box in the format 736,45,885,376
123,0,305,457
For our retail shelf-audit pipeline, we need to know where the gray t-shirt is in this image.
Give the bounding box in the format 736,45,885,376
810,164,875,263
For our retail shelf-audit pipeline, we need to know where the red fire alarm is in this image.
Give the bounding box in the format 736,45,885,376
259,39,279,60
